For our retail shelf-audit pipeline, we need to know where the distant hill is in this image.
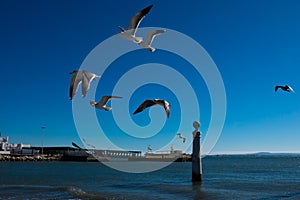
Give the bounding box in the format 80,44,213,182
209,152,300,157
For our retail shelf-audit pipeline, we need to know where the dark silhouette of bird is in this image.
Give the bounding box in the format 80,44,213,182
133,99,170,118
275,85,295,93
71,142,87,151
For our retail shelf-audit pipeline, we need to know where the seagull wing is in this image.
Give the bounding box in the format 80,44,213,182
128,5,153,36
99,95,122,106
154,100,170,118
133,100,156,115
275,85,281,92
72,142,82,149
83,70,99,83
82,71,99,97
288,85,295,92
164,103,170,118
145,30,166,45
99,96,111,106
72,142,89,152
83,138,96,149
70,72,82,100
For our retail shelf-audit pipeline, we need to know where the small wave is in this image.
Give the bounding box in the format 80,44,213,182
256,192,300,200
66,186,127,200
0,184,129,200
0,184,73,200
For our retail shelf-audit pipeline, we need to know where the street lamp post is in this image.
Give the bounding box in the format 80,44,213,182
41,126,46,155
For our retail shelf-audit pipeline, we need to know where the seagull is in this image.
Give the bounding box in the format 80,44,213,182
71,142,92,155
71,142,88,151
133,99,170,118
82,138,96,149
90,95,122,111
69,70,100,100
138,29,166,52
177,133,186,143
147,145,152,152
118,5,153,43
275,85,295,93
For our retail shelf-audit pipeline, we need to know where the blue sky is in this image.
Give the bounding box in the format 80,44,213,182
0,0,299,154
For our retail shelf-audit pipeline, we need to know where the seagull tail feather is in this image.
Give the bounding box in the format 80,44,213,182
118,26,126,32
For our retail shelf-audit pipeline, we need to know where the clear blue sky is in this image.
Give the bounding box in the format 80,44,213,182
0,0,299,154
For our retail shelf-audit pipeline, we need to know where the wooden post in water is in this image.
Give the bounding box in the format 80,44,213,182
192,121,202,183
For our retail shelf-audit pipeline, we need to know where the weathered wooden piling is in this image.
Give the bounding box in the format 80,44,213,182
192,122,202,183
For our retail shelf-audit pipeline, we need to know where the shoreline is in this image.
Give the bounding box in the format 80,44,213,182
0,154,62,162
0,154,192,162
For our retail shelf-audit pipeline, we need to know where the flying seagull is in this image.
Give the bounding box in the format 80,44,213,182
138,29,166,52
90,95,122,111
71,142,93,155
275,85,295,93
147,145,152,152
177,133,186,143
71,142,88,151
82,138,96,149
118,5,153,43
69,70,100,100
133,99,170,118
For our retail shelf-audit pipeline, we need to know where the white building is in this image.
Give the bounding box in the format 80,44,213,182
0,135,10,155
0,133,33,155
10,143,32,155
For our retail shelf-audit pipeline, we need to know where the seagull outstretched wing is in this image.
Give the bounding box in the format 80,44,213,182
133,100,156,115
145,29,166,45
128,5,153,36
81,71,99,97
70,71,83,100
99,95,122,106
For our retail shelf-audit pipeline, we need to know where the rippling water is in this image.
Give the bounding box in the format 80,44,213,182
0,156,300,199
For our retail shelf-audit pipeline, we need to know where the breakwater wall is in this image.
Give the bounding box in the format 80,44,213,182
0,154,61,161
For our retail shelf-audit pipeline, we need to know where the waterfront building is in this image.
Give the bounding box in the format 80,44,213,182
0,135,10,155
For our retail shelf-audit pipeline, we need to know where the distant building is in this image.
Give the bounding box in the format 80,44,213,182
0,135,10,155
10,143,37,155
145,149,183,159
